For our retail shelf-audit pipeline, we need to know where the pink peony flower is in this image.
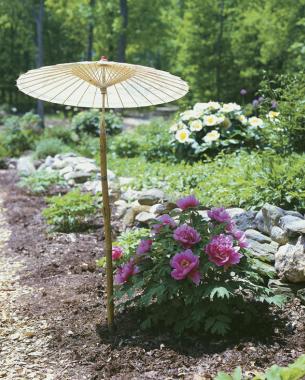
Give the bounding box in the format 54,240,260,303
170,249,201,285
205,234,243,267
231,229,249,248
173,224,201,248
112,246,123,261
208,207,231,223
176,195,200,210
152,214,177,234
136,239,153,255
114,259,139,285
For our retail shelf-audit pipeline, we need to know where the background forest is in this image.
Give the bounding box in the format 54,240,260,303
1,0,305,111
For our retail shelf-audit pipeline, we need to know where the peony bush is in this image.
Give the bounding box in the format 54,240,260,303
170,101,264,159
113,195,284,335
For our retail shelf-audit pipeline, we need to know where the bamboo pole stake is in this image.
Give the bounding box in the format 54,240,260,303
99,85,114,331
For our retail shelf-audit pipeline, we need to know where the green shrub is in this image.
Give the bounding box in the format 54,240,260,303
110,134,141,158
75,136,100,158
71,109,123,137
18,170,67,195
43,189,99,232
259,72,305,153
215,354,305,380
34,138,71,159
108,151,305,212
114,201,284,335
42,125,78,145
1,112,42,157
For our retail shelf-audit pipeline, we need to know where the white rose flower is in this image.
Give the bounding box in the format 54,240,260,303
193,103,209,113
203,114,223,126
266,111,280,123
249,116,264,128
170,123,178,132
221,103,241,113
175,129,190,143
206,101,221,110
180,110,200,121
238,115,248,125
203,130,220,143
190,119,203,132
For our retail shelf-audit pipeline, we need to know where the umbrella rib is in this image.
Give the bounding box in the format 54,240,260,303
133,75,186,97
128,78,171,102
136,72,187,90
18,68,72,80
76,82,92,107
92,67,102,108
61,78,87,105
41,76,81,101
113,84,124,108
25,75,78,98
124,80,154,106
17,71,73,89
119,81,140,107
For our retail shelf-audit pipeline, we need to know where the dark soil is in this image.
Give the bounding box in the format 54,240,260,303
1,169,305,379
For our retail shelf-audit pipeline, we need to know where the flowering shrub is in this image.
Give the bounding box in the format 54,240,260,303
114,196,284,335
170,101,264,159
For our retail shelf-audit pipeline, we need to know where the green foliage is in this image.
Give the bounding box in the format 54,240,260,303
258,72,305,153
41,125,79,145
1,112,42,157
71,110,123,137
110,134,141,158
109,151,305,213
34,138,71,159
114,205,285,336
42,189,99,232
18,170,67,195
214,354,305,380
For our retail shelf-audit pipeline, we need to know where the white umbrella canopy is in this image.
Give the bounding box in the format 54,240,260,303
16,57,189,332
16,58,188,108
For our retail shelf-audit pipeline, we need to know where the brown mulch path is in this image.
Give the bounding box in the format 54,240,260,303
0,169,304,380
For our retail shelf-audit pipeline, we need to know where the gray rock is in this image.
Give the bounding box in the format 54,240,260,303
235,211,257,230
247,239,278,263
17,156,36,175
64,171,90,183
75,162,97,173
138,189,166,206
262,203,285,232
270,226,288,245
59,165,73,176
283,220,305,235
254,210,269,235
55,152,77,159
198,210,210,221
122,208,136,227
114,200,128,218
285,210,304,219
275,236,305,283
245,229,271,244
226,208,245,218
82,180,101,194
52,158,67,170
121,189,143,202
150,203,167,215
135,211,155,223
279,215,304,237
131,201,151,214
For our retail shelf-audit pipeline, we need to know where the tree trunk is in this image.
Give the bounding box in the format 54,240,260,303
35,0,44,127
87,0,96,61
215,0,224,101
118,0,128,62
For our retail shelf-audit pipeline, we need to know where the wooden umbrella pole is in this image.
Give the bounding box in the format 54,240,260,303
99,87,114,331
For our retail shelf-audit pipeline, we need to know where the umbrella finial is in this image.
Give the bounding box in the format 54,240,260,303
100,56,108,61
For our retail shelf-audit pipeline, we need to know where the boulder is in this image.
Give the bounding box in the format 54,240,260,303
17,156,36,175
82,180,101,194
131,201,151,214
268,279,297,299
279,215,304,237
135,211,155,223
119,177,134,186
114,200,128,218
297,288,305,305
121,189,143,202
270,226,288,245
64,171,90,183
150,203,167,215
262,203,285,233
75,162,98,173
122,208,136,227
138,189,166,206
254,210,269,235
245,229,271,244
275,236,305,283
231,210,256,231
285,210,304,219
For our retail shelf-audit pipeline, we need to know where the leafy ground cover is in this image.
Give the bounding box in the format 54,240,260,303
1,169,305,379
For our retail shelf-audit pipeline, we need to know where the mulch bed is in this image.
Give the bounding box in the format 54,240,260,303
1,169,304,379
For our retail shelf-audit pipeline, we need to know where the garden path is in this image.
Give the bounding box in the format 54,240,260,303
0,188,81,380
